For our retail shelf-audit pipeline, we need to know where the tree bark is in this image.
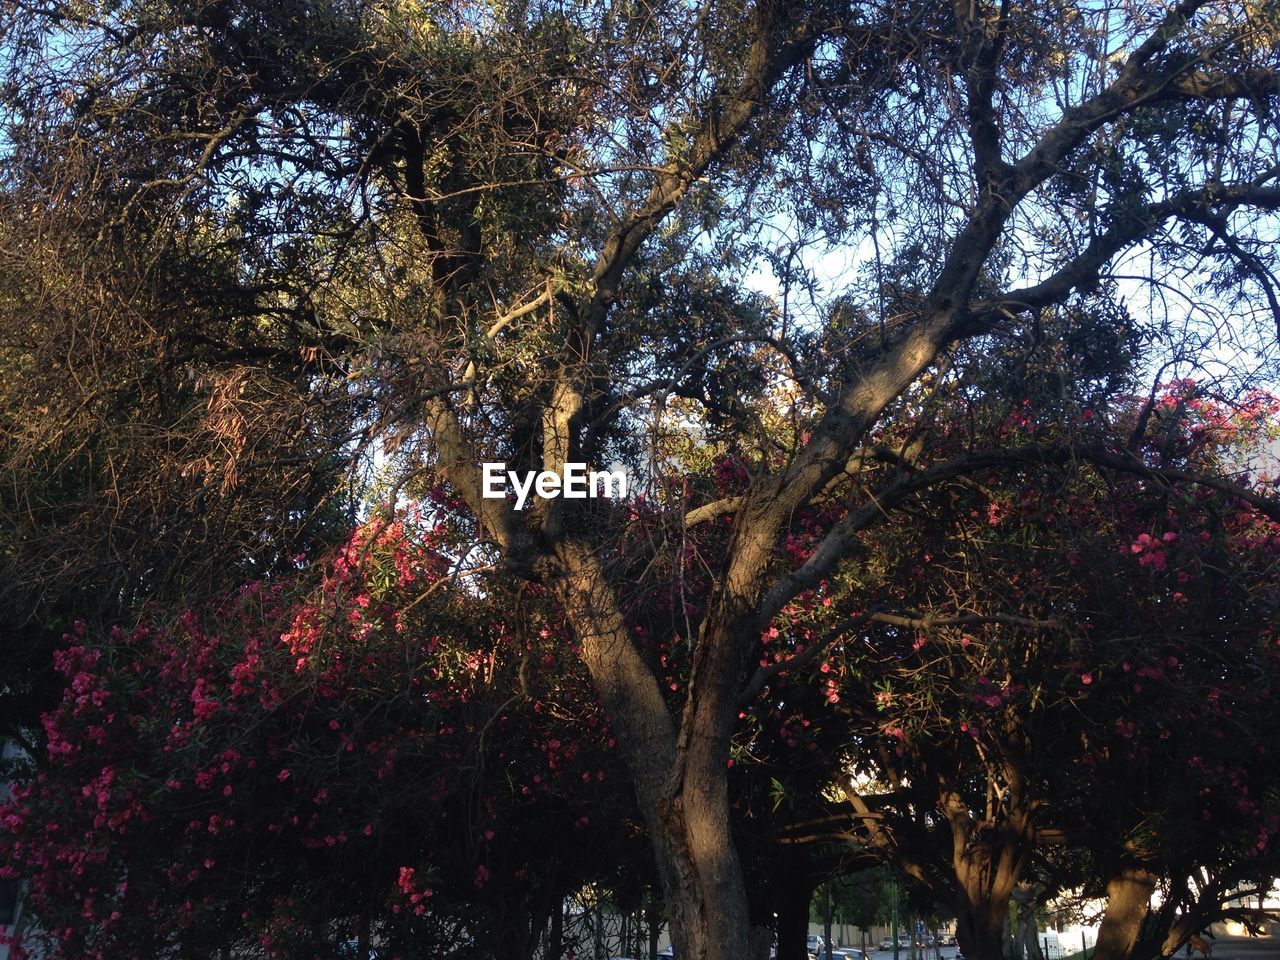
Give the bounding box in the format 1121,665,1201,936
749,925,777,960
554,541,756,960
1012,884,1044,960
1017,906,1043,960
954,885,1015,960
1091,865,1158,960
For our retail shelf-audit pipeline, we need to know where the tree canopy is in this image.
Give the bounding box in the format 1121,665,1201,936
3,1,1280,959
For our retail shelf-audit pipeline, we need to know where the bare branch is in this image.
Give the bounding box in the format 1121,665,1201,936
987,184,1280,315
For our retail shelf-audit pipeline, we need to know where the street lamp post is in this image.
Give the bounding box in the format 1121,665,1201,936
892,882,900,960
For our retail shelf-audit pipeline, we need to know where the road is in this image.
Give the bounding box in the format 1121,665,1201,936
850,939,1280,960
1196,936,1280,960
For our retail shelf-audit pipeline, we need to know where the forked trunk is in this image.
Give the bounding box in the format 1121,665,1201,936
953,855,1020,960
954,903,1010,960
945,789,1032,960
555,542,759,960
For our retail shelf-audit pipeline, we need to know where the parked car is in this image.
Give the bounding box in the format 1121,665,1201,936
834,949,866,960
879,936,916,951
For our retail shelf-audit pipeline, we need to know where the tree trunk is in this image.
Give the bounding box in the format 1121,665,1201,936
1091,865,1158,960
946,791,1030,960
1012,884,1044,960
1017,907,1043,960
556,542,758,960
647,894,660,960
824,882,835,958
357,909,371,960
776,855,815,960
549,901,564,960
748,925,777,960
954,892,1014,960
652,786,753,959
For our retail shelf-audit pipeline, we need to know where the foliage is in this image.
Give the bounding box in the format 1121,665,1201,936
817,383,1280,957
0,146,358,742
0,510,643,959
4,2,1280,959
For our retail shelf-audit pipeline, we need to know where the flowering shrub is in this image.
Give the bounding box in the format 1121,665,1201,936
5,377,1280,960
0,507,639,959
794,383,1280,956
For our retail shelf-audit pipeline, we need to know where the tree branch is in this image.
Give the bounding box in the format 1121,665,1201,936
758,440,1280,628
954,0,1013,186
986,183,1280,315
541,0,821,534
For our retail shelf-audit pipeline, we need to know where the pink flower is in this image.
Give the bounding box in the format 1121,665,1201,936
397,866,415,894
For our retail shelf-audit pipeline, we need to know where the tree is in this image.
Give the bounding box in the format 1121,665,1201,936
822,381,1280,960
0,130,358,742
3,2,1280,958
